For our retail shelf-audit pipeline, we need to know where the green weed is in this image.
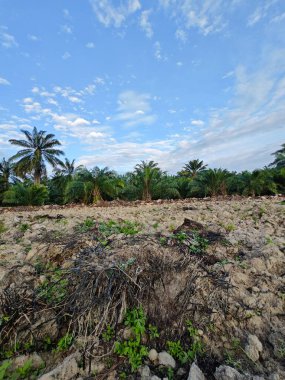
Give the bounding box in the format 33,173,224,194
167,320,203,364
114,307,148,372
37,269,68,304
0,221,7,235
55,333,73,352
102,325,115,342
77,218,95,232
19,223,30,233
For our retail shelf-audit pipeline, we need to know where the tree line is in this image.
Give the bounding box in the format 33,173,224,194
0,127,284,206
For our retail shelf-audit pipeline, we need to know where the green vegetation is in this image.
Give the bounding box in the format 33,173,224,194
54,333,73,352
0,358,44,380
99,219,141,236
167,321,203,364
114,307,149,372
0,220,7,234
0,130,284,206
37,269,68,304
76,217,95,232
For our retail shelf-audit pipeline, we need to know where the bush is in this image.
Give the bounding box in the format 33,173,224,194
64,180,85,203
2,184,49,206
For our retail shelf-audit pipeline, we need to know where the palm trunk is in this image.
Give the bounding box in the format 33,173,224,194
93,185,103,203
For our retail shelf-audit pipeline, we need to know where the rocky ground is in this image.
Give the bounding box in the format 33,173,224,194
0,196,284,380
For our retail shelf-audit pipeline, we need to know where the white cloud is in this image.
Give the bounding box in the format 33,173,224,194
222,70,234,79
89,0,141,27
86,42,95,48
0,76,10,85
62,51,71,60
175,28,187,43
247,1,278,27
28,34,39,41
116,90,156,127
176,61,183,67
191,119,205,126
63,9,71,19
154,41,167,61
271,12,285,23
0,26,18,48
139,10,153,38
61,25,73,34
160,0,242,36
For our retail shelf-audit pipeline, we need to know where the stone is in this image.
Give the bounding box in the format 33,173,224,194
151,377,161,380
214,365,244,380
148,349,158,362
244,334,263,362
158,351,176,369
177,368,187,376
12,353,44,371
187,362,206,380
38,352,80,380
139,365,151,379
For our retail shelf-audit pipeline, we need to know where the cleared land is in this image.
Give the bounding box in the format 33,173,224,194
0,197,284,379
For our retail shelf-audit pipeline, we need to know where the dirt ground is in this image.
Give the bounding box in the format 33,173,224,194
0,196,284,379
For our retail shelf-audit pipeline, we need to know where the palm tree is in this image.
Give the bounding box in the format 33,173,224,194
134,161,160,201
76,166,124,203
179,159,208,178
270,143,285,168
9,127,64,184
54,158,78,181
0,158,16,192
196,168,230,197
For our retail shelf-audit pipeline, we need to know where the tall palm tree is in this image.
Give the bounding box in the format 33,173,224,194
9,127,64,184
196,168,230,197
270,143,285,168
134,160,160,201
0,158,16,191
179,159,208,178
76,166,124,203
55,158,77,181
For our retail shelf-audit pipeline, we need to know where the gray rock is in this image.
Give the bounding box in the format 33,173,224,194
12,353,44,371
214,365,244,380
148,349,158,362
38,352,80,380
188,363,206,380
158,351,176,369
245,334,263,362
139,365,151,380
151,377,161,380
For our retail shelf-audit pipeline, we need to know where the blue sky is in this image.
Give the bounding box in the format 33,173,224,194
0,0,285,173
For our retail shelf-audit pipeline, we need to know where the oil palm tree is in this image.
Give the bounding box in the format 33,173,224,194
9,127,64,184
0,158,16,191
179,159,208,178
134,160,160,201
75,166,124,203
195,168,230,197
270,143,285,168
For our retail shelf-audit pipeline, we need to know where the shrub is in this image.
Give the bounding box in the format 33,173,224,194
3,184,48,206
64,180,85,203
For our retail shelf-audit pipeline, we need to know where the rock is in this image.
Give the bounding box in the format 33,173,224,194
38,352,80,380
177,368,187,376
123,327,134,340
268,374,279,380
158,351,176,369
244,334,263,362
268,332,285,357
139,365,151,379
187,362,206,380
12,353,45,371
214,365,244,380
148,348,158,362
151,377,161,380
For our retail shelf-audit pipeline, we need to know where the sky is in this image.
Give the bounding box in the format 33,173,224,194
0,0,285,174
